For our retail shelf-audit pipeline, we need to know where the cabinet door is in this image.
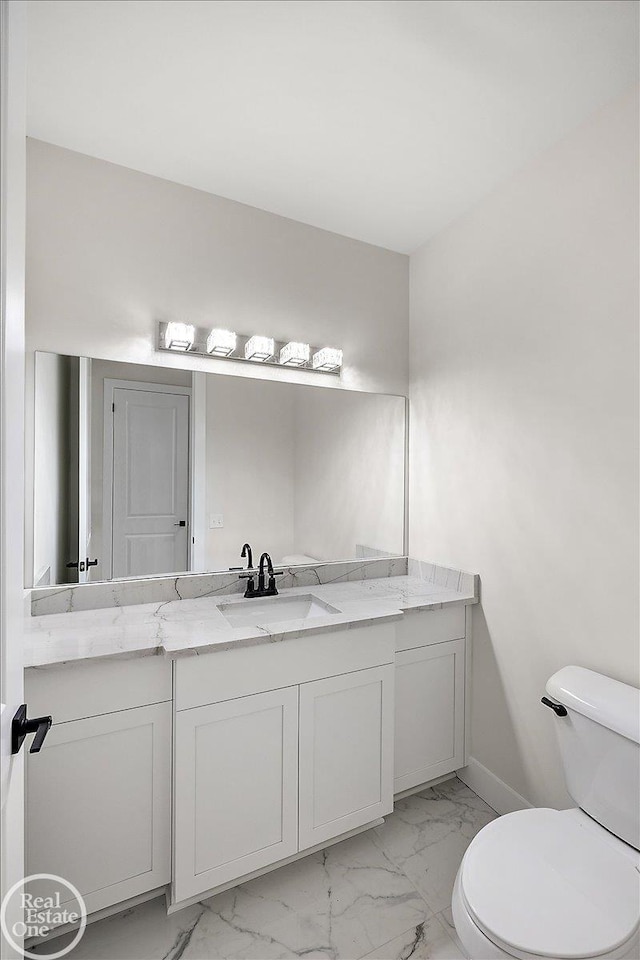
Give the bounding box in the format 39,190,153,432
299,665,394,851
394,639,465,794
26,702,171,917
174,686,299,902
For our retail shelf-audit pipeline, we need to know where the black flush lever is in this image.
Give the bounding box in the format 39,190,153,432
11,705,53,754
541,696,568,717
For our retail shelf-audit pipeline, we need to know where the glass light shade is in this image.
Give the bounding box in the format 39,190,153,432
279,341,310,366
164,322,195,351
312,347,343,371
206,329,237,357
245,335,274,362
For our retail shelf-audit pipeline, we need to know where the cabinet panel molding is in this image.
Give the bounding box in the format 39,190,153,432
173,686,299,901
298,665,394,850
26,702,171,917
394,638,465,794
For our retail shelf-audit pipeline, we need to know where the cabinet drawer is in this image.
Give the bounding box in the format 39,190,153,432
395,605,466,652
25,656,172,723
175,624,395,711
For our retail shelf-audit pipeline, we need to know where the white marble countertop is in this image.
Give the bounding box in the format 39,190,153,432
24,575,478,669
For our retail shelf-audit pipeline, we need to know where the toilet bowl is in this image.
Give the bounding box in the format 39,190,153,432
452,667,640,960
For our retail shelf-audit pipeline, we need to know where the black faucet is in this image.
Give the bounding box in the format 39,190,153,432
241,543,253,570
240,551,284,598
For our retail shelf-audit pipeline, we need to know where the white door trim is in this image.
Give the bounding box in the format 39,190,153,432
102,379,191,580
0,1,26,954
77,357,91,583
189,372,206,572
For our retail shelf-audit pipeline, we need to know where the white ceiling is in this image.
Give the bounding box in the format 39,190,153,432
27,0,638,253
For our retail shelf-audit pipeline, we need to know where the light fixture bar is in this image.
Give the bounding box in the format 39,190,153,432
156,322,342,376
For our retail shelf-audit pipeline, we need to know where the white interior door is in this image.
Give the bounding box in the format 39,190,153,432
108,384,190,579
77,357,91,583
0,2,27,955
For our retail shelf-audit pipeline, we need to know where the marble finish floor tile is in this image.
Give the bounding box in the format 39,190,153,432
42,777,493,959
186,832,430,960
30,897,205,960
362,914,465,959
371,779,496,915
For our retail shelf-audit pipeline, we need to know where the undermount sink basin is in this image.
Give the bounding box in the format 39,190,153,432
217,594,340,628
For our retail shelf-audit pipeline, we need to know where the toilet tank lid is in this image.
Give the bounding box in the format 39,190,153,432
547,666,640,744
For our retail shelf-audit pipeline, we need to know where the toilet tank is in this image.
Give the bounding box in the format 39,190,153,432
546,666,640,850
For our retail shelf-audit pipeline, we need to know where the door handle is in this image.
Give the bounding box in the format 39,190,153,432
11,705,53,754
66,560,86,571
174,520,186,527
86,558,99,568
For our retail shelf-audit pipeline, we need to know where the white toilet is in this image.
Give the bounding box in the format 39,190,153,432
452,666,640,960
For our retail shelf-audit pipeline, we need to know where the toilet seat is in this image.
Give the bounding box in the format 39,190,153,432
459,808,640,959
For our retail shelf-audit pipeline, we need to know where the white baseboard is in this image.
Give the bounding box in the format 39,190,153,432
458,757,532,815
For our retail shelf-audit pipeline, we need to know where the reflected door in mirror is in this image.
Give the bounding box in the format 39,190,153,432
108,385,190,578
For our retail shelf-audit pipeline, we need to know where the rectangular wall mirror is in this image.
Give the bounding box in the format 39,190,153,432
29,352,406,587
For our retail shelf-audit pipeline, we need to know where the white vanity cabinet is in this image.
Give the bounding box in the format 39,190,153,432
173,686,300,901
24,598,472,919
298,665,394,850
25,658,172,917
393,606,467,794
172,624,396,905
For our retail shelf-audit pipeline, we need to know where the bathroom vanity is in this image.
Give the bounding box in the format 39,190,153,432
23,567,475,922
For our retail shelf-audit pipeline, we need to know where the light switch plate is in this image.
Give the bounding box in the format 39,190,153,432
209,514,224,529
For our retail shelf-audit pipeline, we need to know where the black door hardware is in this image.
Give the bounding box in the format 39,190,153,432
66,558,98,571
174,520,187,527
11,705,52,755
541,696,568,717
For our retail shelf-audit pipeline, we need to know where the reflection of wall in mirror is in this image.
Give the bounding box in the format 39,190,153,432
203,377,405,571
293,389,405,562
205,376,296,571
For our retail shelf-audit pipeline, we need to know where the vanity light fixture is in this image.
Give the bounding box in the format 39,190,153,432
157,321,342,376
245,335,275,362
279,341,310,366
312,347,343,372
164,322,195,351
206,328,237,357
